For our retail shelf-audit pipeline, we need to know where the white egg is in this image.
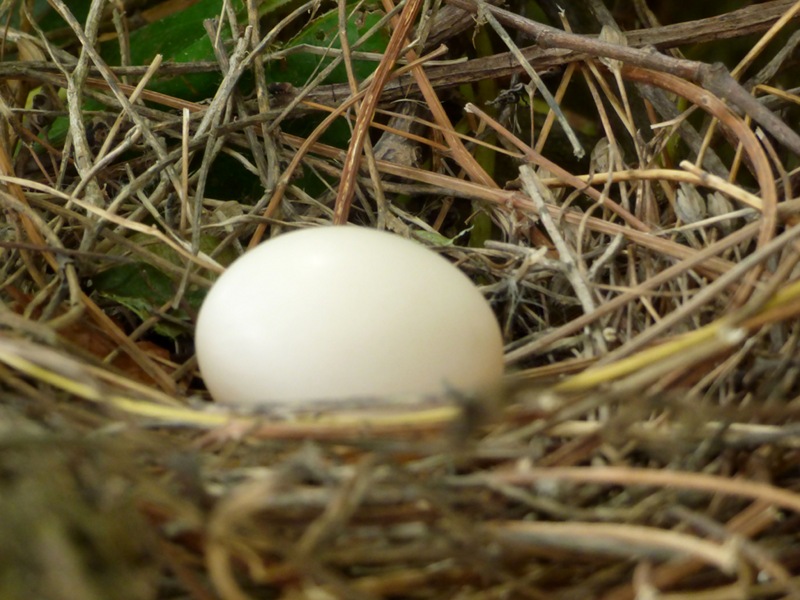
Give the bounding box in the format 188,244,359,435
195,226,504,406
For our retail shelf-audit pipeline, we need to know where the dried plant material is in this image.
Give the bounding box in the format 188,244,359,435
590,136,613,173
477,0,585,159
535,165,565,203
598,24,627,75
707,191,739,235
1,1,800,599
0,437,158,600
372,102,425,168
675,182,708,224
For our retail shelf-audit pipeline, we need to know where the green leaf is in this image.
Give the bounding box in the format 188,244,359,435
90,234,236,339
267,5,389,87
99,0,302,101
91,262,204,339
468,206,494,248
20,0,91,33
415,227,473,247
101,0,243,101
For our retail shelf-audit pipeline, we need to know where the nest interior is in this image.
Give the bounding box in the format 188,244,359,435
1,0,800,598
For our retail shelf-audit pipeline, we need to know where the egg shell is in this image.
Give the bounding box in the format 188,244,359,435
195,226,504,405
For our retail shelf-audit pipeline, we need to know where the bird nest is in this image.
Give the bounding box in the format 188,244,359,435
1,0,800,598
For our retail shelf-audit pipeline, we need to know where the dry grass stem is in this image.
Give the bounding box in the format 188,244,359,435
1,1,799,598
